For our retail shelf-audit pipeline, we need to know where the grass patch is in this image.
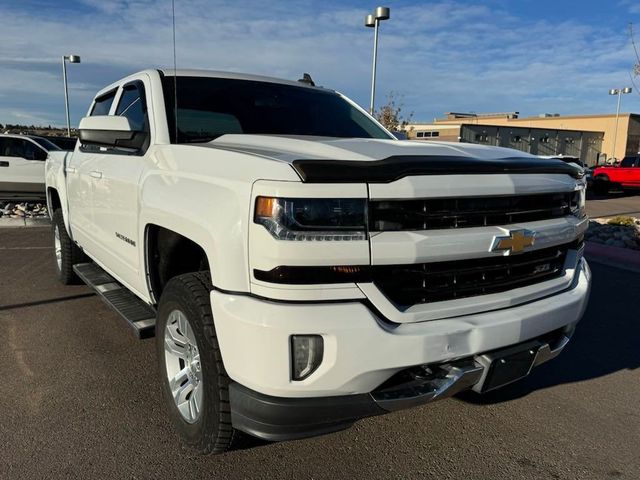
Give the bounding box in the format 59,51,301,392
607,216,637,227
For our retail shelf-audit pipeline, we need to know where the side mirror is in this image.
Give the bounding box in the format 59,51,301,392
79,116,147,151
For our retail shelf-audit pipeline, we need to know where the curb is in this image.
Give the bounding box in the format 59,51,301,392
585,241,640,273
0,217,51,228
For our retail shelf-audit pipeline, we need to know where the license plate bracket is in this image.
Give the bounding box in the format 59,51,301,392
477,342,540,393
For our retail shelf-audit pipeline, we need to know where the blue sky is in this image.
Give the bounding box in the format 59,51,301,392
1,0,640,127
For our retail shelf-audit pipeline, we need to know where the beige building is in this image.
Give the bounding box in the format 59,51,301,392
405,112,640,167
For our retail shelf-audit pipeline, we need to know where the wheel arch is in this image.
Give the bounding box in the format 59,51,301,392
144,223,213,304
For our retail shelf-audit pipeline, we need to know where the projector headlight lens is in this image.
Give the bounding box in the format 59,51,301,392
254,196,367,241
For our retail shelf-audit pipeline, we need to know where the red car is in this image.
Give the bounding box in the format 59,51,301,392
593,156,640,194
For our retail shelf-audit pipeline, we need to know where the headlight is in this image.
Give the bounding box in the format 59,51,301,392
570,188,586,218
254,197,367,241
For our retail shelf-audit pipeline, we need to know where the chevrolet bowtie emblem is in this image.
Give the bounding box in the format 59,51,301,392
491,229,536,255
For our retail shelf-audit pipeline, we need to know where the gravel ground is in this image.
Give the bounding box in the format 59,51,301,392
584,217,640,250
0,201,48,219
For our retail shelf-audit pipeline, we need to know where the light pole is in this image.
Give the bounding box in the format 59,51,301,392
609,86,632,161
365,6,390,115
62,55,81,137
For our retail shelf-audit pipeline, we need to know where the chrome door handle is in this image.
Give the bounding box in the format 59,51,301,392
0,161,8,167
66,166,77,174
90,171,103,179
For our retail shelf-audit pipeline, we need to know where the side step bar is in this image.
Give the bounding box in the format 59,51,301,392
73,263,156,339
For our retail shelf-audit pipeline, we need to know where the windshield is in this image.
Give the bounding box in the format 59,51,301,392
30,137,61,151
161,76,392,143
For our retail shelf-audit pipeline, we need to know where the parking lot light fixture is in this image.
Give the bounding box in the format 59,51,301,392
609,86,632,161
62,55,81,137
364,6,391,115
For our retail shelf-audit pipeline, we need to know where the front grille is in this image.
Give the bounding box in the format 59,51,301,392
373,243,572,308
369,192,578,231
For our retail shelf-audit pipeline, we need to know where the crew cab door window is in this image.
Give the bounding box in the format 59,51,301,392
2,138,25,158
0,138,43,160
115,83,148,132
23,141,47,161
91,90,117,116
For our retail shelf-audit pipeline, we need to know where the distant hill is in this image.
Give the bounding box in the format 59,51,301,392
1,124,77,138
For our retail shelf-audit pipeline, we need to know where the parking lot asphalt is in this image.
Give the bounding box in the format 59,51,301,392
586,191,640,218
1,227,639,480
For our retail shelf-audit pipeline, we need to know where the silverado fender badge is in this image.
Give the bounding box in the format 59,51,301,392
490,229,536,255
115,232,136,247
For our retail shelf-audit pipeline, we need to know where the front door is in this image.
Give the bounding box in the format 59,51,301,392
67,89,118,249
89,80,150,295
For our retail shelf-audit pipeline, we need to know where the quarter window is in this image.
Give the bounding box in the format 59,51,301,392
91,90,117,116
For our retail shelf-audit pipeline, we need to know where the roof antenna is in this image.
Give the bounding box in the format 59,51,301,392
298,73,315,86
171,0,178,143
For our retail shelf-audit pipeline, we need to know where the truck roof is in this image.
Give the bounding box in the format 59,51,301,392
159,69,325,90
94,68,327,99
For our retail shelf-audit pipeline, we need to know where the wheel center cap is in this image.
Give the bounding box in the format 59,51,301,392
186,344,200,380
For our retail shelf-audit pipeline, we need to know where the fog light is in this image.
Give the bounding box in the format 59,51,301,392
291,335,324,381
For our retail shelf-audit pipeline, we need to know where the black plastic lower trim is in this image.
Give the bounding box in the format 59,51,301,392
229,383,384,442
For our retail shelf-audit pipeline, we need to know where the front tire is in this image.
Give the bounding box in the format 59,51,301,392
156,272,236,455
593,180,610,195
51,208,86,284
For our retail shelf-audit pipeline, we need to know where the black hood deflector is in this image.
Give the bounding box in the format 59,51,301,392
291,155,583,183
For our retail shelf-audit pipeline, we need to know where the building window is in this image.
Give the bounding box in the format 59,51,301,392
416,131,439,138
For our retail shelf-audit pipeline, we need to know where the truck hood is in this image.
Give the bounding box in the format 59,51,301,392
199,135,582,182
206,134,532,162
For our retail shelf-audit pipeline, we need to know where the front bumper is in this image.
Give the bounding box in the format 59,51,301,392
212,259,591,399
229,328,574,441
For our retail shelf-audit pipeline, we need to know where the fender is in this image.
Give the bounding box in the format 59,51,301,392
45,151,74,234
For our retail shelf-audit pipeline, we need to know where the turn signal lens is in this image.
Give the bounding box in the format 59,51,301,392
255,196,277,218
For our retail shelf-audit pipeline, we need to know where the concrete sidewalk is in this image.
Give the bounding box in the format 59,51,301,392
0,217,50,227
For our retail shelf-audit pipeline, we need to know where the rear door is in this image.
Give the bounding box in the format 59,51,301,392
88,79,151,294
0,137,47,198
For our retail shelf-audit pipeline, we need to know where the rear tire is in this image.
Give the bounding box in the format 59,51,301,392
52,208,86,284
156,272,236,455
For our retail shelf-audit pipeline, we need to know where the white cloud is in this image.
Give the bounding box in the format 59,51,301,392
0,0,637,126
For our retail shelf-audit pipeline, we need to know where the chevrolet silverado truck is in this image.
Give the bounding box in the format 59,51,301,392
593,156,640,194
46,69,591,454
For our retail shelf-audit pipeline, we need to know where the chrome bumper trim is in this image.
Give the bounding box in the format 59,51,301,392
372,333,572,411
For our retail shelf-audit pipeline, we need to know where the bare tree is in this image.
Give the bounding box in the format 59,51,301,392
375,92,414,132
628,23,640,93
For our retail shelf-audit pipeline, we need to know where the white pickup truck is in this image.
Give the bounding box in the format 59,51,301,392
46,69,591,454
